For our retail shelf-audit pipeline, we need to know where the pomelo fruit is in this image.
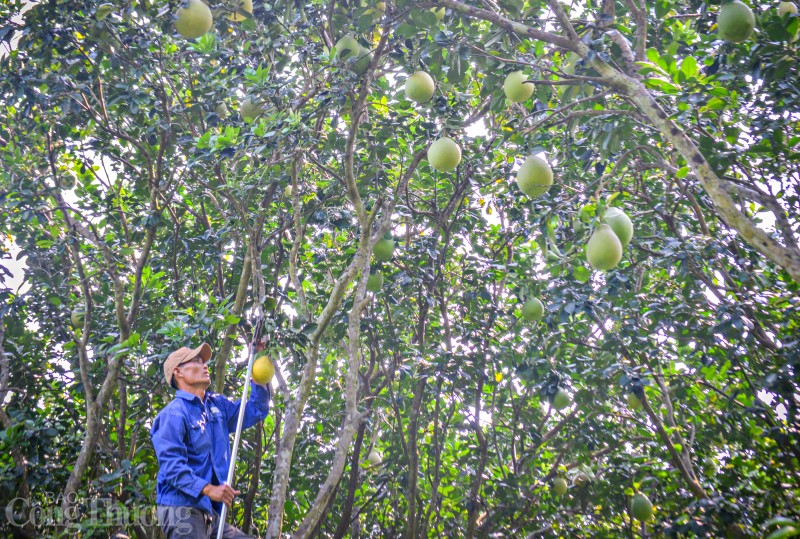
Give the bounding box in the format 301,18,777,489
627,393,643,411
71,308,85,329
240,97,264,122
334,34,360,59
603,207,633,248
369,2,386,22
215,103,229,119
521,298,544,322
366,449,382,467
373,238,395,261
516,155,553,198
503,71,535,103
366,271,384,292
353,50,373,74
552,388,571,410
428,137,461,172
405,71,436,103
553,477,568,496
779,1,798,15
631,493,653,521
718,0,755,43
175,0,213,39
334,34,363,62
226,0,253,21
251,352,275,385
586,224,623,271
334,35,372,73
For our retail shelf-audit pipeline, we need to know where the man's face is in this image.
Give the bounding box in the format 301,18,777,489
174,356,211,389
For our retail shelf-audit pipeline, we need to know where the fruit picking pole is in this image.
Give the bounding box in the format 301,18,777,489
216,313,264,539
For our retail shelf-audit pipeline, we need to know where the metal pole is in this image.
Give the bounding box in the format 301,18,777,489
216,314,264,539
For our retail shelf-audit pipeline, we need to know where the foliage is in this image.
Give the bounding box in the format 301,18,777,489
1,0,799,537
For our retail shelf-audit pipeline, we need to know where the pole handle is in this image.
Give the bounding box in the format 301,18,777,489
216,315,264,539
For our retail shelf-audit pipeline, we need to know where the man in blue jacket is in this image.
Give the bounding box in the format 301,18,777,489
151,343,271,538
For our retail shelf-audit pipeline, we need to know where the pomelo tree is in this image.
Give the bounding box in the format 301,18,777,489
1,0,799,538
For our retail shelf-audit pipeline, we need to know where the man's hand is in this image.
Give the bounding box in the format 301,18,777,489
202,484,241,506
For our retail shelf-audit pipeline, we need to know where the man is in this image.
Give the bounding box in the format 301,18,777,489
151,343,270,538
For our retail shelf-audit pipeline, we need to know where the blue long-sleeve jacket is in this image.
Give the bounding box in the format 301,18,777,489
150,383,270,515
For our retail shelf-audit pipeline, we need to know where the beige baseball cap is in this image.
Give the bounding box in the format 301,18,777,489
163,343,212,387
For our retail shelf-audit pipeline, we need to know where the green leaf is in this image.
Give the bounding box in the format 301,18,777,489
573,266,591,283
766,527,800,539
680,56,698,79
644,77,680,94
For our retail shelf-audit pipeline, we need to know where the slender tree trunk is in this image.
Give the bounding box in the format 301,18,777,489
292,273,371,538
60,219,157,515
332,423,367,539
61,277,131,515
0,315,37,539
404,377,426,539
465,368,488,539
243,421,263,533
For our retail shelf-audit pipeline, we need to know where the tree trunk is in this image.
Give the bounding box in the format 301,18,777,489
293,270,372,538
243,421,263,534
332,423,367,539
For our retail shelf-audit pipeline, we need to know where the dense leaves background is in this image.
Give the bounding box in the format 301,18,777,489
1,0,799,537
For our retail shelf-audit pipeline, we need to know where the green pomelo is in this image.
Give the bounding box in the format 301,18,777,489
553,477,568,496
503,71,535,103
353,50,373,74
240,97,264,122
603,207,633,247
175,0,213,39
779,1,798,15
405,71,435,103
516,155,553,198
718,0,755,43
366,271,384,292
631,493,654,522
264,296,278,311
627,393,642,411
334,34,362,61
521,297,544,322
367,449,382,467
215,103,229,119
71,308,85,329
428,137,462,172
586,224,623,271
552,388,571,410
373,238,395,261
334,35,372,73
431,7,445,22
226,0,253,21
